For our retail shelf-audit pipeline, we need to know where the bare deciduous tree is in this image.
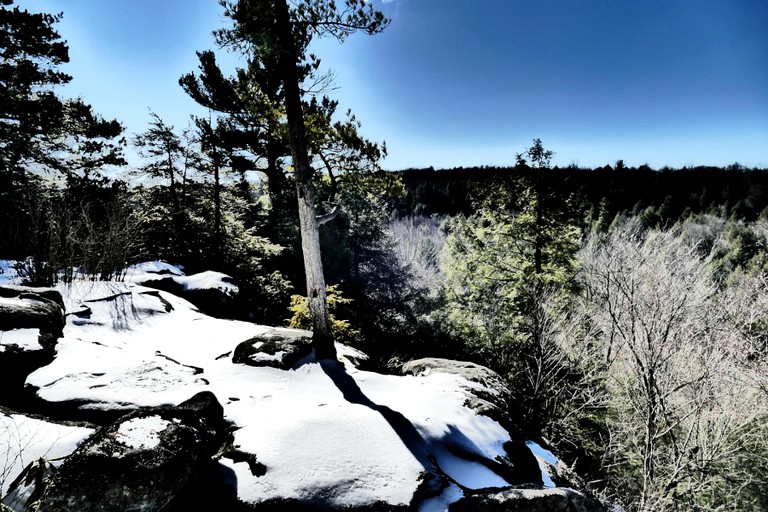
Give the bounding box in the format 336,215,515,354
578,222,768,510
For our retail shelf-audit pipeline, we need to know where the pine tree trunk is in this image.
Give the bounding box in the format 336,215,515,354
274,0,336,360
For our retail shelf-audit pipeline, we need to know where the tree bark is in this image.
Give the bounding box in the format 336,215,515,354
274,0,336,360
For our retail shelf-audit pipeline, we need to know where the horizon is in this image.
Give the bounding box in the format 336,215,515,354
14,0,768,171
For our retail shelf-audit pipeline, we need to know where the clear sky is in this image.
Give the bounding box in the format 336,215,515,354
16,0,768,170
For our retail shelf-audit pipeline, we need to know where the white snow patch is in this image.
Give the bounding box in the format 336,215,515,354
0,329,41,351
114,416,169,450
179,271,238,295
526,440,558,488
0,296,34,309
6,270,532,510
0,413,93,497
125,264,238,297
0,260,20,285
125,261,184,277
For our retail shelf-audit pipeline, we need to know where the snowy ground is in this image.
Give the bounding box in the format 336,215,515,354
0,262,554,509
0,413,93,506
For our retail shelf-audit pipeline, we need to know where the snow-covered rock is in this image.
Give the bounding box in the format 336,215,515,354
0,286,66,413
124,261,184,278
0,409,93,510
0,285,65,351
402,358,523,433
38,391,228,512
125,262,239,319
0,271,605,510
232,329,313,369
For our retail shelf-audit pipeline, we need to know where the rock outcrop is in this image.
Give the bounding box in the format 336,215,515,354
0,286,66,412
137,271,238,319
0,272,612,512
450,487,606,511
402,358,513,418
232,329,313,370
0,285,65,351
38,391,229,512
402,358,542,487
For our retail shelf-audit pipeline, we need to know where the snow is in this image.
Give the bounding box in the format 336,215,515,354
0,260,19,286
2,269,542,509
124,261,183,277
124,262,239,297
177,270,238,295
0,413,93,500
113,416,169,451
0,296,35,309
526,440,558,488
0,329,42,352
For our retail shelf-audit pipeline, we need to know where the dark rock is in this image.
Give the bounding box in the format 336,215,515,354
232,330,313,370
0,285,65,350
238,498,410,511
450,487,607,512
139,273,236,319
138,275,185,297
38,391,228,512
0,286,65,412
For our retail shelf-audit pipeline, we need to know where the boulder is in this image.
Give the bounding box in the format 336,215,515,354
0,286,65,412
402,358,541,487
232,329,313,370
0,285,65,351
38,391,229,512
449,487,607,512
138,272,238,319
402,358,517,429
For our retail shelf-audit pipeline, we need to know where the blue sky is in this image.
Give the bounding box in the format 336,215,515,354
16,0,768,170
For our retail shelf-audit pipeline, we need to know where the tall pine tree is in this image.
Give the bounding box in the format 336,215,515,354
0,0,125,257
195,0,388,359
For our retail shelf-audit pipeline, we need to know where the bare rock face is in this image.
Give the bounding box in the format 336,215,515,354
37,391,228,512
232,329,313,370
449,487,607,512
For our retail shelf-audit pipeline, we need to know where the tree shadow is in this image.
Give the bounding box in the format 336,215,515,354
318,361,531,493
319,360,436,471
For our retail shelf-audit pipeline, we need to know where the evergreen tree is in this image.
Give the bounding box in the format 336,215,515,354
132,113,199,263
179,49,293,240
441,139,581,432
0,0,125,257
207,0,388,359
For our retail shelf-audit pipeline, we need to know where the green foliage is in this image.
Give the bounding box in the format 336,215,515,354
0,1,125,259
313,172,428,362
288,284,361,345
439,140,582,434
712,221,768,278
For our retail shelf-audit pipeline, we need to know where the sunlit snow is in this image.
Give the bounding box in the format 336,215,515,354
1,268,538,509
0,329,41,352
